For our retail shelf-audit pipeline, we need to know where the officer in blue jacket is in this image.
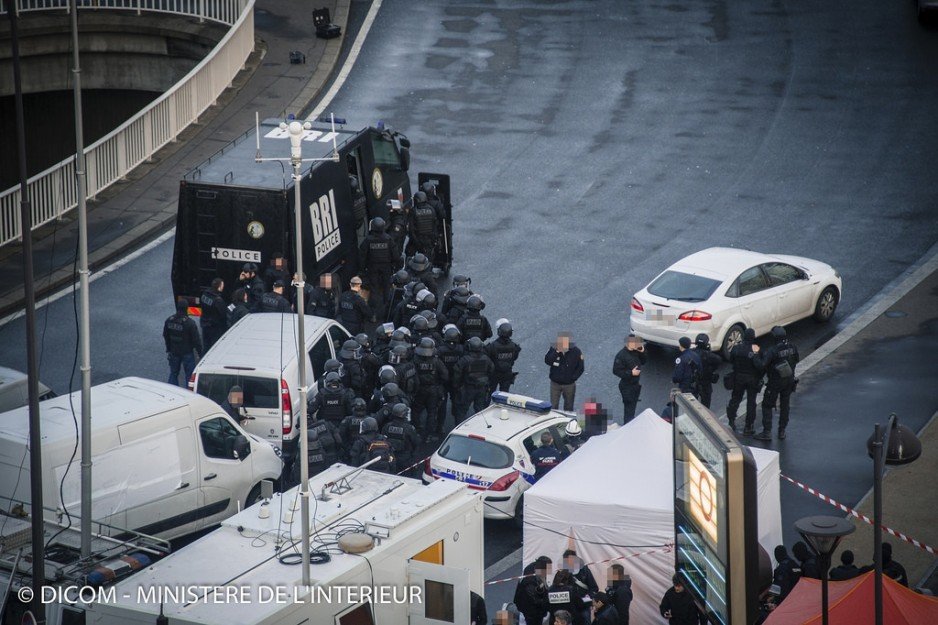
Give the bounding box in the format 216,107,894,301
530,431,563,481
672,336,702,396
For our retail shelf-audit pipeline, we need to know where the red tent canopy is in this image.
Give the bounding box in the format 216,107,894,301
764,571,938,625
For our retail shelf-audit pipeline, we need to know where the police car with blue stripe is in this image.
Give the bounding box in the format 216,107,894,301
422,392,578,524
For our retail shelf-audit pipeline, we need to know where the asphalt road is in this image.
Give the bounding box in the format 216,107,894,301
2,0,937,581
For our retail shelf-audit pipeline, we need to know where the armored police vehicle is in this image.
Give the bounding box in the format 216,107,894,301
171,117,453,307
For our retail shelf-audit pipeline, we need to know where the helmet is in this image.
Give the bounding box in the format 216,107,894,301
390,329,407,344
349,175,360,191
324,372,342,391
408,254,430,273
414,191,428,204
355,333,372,350
421,181,436,195
391,403,411,422
415,337,436,357
416,289,433,304
565,420,582,437
340,339,361,360
496,319,512,338
771,326,787,340
694,333,710,349
324,358,342,374
392,270,411,287
369,217,387,233
420,309,439,329
466,337,483,352
452,274,470,288
467,295,483,312
452,286,471,306
307,427,320,443
359,416,378,434
381,383,401,402
397,326,412,340
352,397,368,416
378,365,397,386
389,345,409,364
443,324,461,342
375,322,394,340
411,316,429,332
421,293,437,309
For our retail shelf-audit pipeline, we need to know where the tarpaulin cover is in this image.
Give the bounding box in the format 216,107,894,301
522,409,783,624
764,571,938,625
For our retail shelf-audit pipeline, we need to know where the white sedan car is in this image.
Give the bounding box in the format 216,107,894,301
630,247,841,359
423,392,576,525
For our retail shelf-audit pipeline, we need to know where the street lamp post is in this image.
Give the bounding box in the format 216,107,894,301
867,414,922,625
795,515,856,625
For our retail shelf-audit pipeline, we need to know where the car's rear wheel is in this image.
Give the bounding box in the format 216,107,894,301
720,324,745,361
813,286,839,322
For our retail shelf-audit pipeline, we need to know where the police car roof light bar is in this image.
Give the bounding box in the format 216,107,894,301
490,392,552,414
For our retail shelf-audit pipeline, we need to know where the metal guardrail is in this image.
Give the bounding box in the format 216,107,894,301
0,0,255,247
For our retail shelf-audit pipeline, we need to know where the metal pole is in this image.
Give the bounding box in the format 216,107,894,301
820,553,830,625
872,416,893,625
9,5,47,623
69,0,93,561
289,124,311,586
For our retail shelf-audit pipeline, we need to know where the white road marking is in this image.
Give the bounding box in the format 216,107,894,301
306,0,384,121
0,228,176,329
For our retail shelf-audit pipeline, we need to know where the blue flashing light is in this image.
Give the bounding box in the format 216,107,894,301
490,392,552,414
287,113,296,120
376,120,385,130
316,116,347,125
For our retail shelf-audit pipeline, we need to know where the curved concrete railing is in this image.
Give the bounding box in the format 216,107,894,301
0,0,255,247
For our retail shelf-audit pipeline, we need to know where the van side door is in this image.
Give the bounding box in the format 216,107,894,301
196,414,253,527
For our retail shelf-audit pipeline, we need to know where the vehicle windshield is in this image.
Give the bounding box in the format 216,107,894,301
438,435,514,470
647,270,721,302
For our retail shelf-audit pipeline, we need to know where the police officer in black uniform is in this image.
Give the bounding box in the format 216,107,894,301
755,326,799,441
237,263,265,312
672,336,702,396
261,280,292,313
410,314,443,347
356,333,382,396
392,280,425,328
374,382,409,428
726,328,763,435
485,319,521,393
290,427,328,486
336,276,374,335
456,295,492,341
612,334,646,424
453,337,495,421
408,191,439,262
308,373,355,425
307,273,337,318
443,286,471,325
350,416,395,472
317,359,345,393
407,253,437,295
263,253,290,292
359,217,398,317
229,288,251,327
412,338,450,441
338,339,366,399
388,345,419,401
368,365,399,413
163,300,203,386
386,199,408,260
373,322,395,362
199,277,228,351
386,270,411,322
382,403,421,474
339,398,370,461
436,325,464,423
441,275,472,320
694,333,723,409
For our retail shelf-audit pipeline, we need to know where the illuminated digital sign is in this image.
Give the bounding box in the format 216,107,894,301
673,393,758,625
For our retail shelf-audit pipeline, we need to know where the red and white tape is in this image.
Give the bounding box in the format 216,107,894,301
484,545,674,587
396,455,430,476
781,473,936,556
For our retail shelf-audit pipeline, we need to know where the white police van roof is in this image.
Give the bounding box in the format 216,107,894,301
196,313,335,376
93,467,480,625
450,392,570,442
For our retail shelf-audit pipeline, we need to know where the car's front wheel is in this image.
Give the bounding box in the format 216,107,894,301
720,324,745,361
245,483,264,509
813,286,839,322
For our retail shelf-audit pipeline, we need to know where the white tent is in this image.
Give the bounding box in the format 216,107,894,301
522,409,782,625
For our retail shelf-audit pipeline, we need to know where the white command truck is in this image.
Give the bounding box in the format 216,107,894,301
0,377,282,541
47,466,484,625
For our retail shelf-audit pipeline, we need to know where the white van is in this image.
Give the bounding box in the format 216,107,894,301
0,366,56,412
0,377,282,540
191,313,352,469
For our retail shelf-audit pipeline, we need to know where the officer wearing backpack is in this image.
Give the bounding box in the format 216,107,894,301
382,403,421,475
672,337,702,396
290,427,330,486
754,326,799,441
350,417,396,473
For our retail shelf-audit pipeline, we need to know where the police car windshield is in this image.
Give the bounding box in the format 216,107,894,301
439,435,514,470
648,271,721,302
